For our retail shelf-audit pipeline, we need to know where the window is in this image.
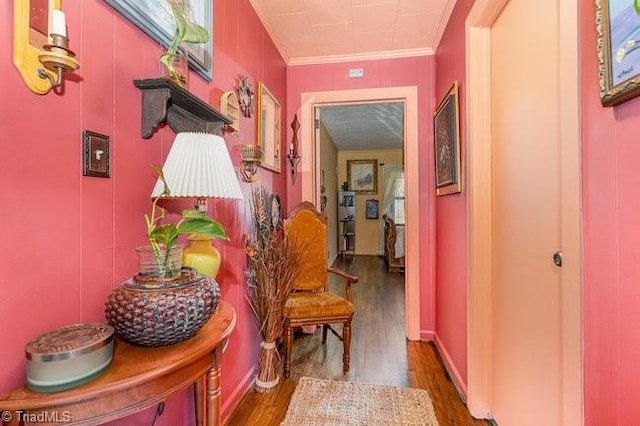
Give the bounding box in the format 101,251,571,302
393,174,405,225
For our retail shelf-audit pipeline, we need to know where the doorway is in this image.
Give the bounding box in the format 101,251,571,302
299,86,424,340
466,0,582,424
317,102,404,263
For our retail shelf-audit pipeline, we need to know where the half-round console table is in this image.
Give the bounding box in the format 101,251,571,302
0,301,236,426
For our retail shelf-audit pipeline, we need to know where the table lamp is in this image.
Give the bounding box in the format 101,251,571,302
151,132,243,278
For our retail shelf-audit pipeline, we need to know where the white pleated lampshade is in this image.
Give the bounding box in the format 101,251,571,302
151,132,243,200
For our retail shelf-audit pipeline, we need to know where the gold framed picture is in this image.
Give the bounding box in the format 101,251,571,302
596,0,640,106
257,82,281,173
347,159,378,194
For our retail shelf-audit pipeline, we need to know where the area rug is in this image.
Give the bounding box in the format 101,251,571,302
281,377,439,425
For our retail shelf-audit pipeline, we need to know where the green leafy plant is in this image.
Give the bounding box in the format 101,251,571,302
161,0,209,86
145,166,227,277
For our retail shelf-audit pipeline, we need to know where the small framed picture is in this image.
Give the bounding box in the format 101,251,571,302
365,199,379,219
83,130,110,178
433,81,461,196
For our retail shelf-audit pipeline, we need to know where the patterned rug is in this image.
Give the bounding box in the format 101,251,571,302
281,377,440,425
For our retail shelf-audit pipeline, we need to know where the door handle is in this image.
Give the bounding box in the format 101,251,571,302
553,251,563,267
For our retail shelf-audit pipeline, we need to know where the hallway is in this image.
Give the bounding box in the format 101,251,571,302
224,256,486,425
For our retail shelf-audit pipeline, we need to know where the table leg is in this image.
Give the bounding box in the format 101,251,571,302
206,347,222,426
194,375,206,426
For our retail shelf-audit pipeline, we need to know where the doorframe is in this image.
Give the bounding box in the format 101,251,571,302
299,86,423,340
466,0,583,422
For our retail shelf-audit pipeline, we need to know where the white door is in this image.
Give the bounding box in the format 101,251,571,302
486,0,581,424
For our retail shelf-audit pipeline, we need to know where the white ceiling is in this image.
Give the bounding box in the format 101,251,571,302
320,103,404,151
249,0,451,150
249,0,456,65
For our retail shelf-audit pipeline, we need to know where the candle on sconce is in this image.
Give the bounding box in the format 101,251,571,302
51,9,67,37
290,114,300,159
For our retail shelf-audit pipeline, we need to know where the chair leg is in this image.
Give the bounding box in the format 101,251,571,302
342,320,351,373
322,324,328,343
284,324,293,378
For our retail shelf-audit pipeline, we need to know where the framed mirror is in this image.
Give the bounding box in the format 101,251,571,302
257,82,281,173
14,0,61,94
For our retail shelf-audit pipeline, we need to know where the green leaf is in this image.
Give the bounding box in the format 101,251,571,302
149,224,180,248
170,0,188,42
182,22,209,44
636,0,640,15
182,209,209,220
177,218,228,240
167,0,209,52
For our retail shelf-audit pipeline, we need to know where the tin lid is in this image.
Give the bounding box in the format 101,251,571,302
25,323,114,362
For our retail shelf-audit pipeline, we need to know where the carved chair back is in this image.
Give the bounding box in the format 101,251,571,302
284,201,328,291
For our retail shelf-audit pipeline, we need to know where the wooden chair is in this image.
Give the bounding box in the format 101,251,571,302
383,214,405,272
283,201,359,378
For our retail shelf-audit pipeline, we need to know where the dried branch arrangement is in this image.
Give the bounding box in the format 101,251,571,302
245,186,300,392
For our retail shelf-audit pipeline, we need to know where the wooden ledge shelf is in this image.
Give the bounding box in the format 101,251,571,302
134,78,232,139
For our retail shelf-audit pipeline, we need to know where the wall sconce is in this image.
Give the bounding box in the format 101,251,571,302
287,114,301,184
14,0,80,94
241,144,263,183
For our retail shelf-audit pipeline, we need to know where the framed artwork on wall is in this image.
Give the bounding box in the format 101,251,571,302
365,199,379,219
257,82,282,173
104,0,212,81
433,81,461,196
596,0,640,106
347,159,378,194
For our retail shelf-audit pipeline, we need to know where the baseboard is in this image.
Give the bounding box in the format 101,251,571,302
434,333,468,403
221,367,256,422
420,330,435,341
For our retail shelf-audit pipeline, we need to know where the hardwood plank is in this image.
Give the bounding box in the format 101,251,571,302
224,256,487,426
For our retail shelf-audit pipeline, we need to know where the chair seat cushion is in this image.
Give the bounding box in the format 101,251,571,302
284,292,354,320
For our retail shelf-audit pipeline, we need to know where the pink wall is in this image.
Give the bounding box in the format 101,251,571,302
433,0,640,422
9,1,637,423
580,2,640,425
286,56,436,334
433,0,474,390
0,1,286,423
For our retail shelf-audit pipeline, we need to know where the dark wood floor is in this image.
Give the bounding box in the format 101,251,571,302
224,255,488,426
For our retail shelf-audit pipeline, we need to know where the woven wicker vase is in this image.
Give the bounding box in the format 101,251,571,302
104,266,220,347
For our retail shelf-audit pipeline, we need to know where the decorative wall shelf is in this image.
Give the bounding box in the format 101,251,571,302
133,78,232,139
220,91,240,134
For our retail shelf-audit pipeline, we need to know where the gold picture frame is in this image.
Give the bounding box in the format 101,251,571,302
257,82,281,173
347,159,378,194
596,0,640,106
433,81,461,196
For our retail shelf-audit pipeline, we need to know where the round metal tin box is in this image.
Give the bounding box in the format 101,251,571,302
25,323,114,393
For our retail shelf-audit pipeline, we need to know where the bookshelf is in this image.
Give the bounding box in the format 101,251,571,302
338,191,356,256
